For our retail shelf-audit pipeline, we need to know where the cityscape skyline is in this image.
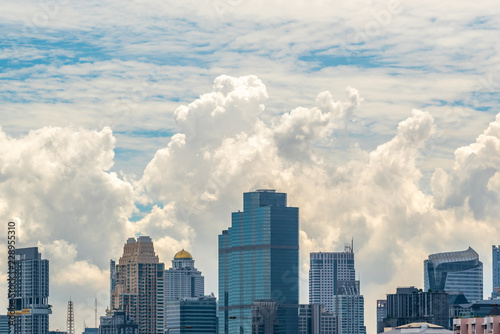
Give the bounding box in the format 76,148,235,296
6,209,500,333
2,0,500,333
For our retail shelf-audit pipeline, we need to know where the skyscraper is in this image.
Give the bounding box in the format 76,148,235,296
111,236,165,334
165,296,217,334
109,259,116,310
165,249,204,302
219,189,299,334
309,245,365,334
376,300,387,333
298,304,337,334
10,247,51,334
424,247,483,303
493,246,500,296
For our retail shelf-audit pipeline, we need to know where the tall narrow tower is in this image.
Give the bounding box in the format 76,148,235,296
219,189,299,334
9,247,51,334
67,299,74,334
112,236,165,334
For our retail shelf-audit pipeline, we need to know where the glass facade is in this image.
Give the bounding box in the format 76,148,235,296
166,296,217,333
219,190,299,334
424,247,483,303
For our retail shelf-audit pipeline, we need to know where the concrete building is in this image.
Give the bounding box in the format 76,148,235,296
382,287,449,330
299,304,337,334
10,247,51,334
309,244,366,334
165,296,217,334
309,247,355,312
453,316,500,334
377,300,387,333
109,260,116,310
111,236,165,334
99,311,138,334
219,190,299,334
251,301,281,334
165,250,204,302
384,323,452,334
424,247,483,304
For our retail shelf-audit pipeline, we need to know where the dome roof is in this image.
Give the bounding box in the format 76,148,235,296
174,249,193,259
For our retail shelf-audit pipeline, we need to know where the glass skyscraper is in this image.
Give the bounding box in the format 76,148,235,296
424,247,483,303
218,189,299,334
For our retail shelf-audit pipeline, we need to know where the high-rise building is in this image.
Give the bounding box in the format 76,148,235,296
251,301,281,334
111,236,165,334
165,296,217,334
376,300,387,333
493,246,500,296
309,245,365,334
424,247,483,303
99,311,138,334
219,189,299,334
165,249,204,302
0,315,8,334
109,260,116,310
10,247,51,334
382,287,449,330
309,247,355,311
298,304,337,334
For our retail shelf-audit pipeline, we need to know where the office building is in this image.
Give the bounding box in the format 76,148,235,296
10,247,51,334
376,300,387,333
309,245,365,334
251,301,281,334
219,189,299,334
309,246,355,311
493,246,500,296
109,260,116,310
0,315,8,334
424,247,483,303
99,311,138,334
382,287,449,330
332,294,365,334
165,296,217,334
111,236,165,334
298,304,337,334
82,329,98,334
165,249,204,302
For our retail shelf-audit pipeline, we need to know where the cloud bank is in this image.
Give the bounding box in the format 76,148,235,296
1,75,499,332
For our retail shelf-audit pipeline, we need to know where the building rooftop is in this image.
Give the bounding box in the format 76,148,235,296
428,247,478,267
174,249,193,259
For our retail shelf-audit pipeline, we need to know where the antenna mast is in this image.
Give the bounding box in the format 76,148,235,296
67,299,75,334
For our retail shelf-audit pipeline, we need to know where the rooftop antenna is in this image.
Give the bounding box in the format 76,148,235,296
67,298,75,334
352,237,354,253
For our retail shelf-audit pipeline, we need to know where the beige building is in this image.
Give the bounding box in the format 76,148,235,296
112,236,165,334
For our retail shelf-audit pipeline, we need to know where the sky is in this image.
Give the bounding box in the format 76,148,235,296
1,0,500,333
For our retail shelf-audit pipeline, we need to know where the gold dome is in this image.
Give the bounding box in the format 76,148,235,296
174,249,193,259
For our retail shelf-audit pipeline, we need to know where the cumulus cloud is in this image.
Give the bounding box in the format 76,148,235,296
1,75,500,333
432,113,500,219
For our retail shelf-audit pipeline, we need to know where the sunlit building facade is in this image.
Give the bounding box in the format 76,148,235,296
112,236,165,334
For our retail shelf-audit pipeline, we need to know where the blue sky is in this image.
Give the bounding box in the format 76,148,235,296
1,0,500,333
